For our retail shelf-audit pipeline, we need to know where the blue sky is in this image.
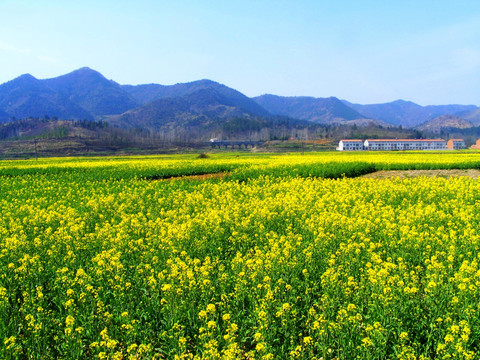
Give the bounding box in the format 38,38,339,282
0,0,479,105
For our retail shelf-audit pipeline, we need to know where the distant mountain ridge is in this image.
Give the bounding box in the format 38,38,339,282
253,94,369,124
123,79,270,117
0,73,94,120
0,67,478,134
44,67,138,116
108,87,267,131
343,99,477,127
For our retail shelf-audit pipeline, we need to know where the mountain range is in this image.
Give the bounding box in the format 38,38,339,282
0,67,478,135
252,94,365,123
342,99,477,128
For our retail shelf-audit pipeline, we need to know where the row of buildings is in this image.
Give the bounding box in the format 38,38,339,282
337,139,466,151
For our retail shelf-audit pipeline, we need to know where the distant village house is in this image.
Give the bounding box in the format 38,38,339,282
336,139,364,151
446,139,465,150
337,138,466,151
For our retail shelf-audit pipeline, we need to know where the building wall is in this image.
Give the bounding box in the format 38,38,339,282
364,140,446,151
339,139,454,151
338,141,363,151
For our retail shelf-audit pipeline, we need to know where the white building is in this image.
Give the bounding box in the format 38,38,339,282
447,139,465,150
364,139,446,151
337,139,364,151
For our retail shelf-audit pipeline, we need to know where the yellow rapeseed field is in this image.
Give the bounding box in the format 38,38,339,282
1,152,480,359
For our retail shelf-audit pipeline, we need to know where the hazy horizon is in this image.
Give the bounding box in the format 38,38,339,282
1,0,479,106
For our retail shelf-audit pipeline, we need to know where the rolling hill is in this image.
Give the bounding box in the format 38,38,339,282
123,79,270,117
343,99,477,127
107,88,280,135
0,74,94,120
253,94,368,124
416,115,473,133
44,67,138,116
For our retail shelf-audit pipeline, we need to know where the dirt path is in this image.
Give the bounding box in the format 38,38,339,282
361,169,480,179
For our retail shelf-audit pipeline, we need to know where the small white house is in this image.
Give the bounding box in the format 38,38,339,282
337,139,364,151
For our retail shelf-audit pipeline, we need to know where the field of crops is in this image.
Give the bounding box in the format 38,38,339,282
2,151,480,359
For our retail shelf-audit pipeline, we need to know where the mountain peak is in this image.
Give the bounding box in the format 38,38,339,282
193,79,218,85
13,73,38,83
327,96,341,101
17,73,36,79
64,67,106,79
391,99,417,106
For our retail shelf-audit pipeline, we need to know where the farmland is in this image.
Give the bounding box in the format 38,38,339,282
1,152,480,359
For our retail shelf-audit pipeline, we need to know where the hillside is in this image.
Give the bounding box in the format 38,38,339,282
0,68,477,137
463,108,480,125
253,94,367,124
0,74,94,120
44,67,138,116
121,83,169,104
416,115,473,133
0,108,10,123
344,99,477,127
106,88,302,141
123,79,270,117
109,89,249,129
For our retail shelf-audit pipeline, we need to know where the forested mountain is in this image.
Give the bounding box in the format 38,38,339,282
253,94,367,124
0,108,11,123
0,68,478,136
106,88,301,140
343,99,477,127
121,83,169,104
44,67,138,116
0,74,94,120
123,79,270,117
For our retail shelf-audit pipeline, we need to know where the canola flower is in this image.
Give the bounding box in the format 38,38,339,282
1,152,480,359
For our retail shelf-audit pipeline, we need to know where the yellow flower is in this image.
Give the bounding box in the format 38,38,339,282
362,337,373,346
256,343,266,352
65,315,75,327
161,284,171,292
444,334,454,343
207,320,216,329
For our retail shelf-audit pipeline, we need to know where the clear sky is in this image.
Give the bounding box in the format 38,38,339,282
0,0,479,106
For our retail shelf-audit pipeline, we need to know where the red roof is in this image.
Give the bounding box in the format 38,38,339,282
340,139,363,142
